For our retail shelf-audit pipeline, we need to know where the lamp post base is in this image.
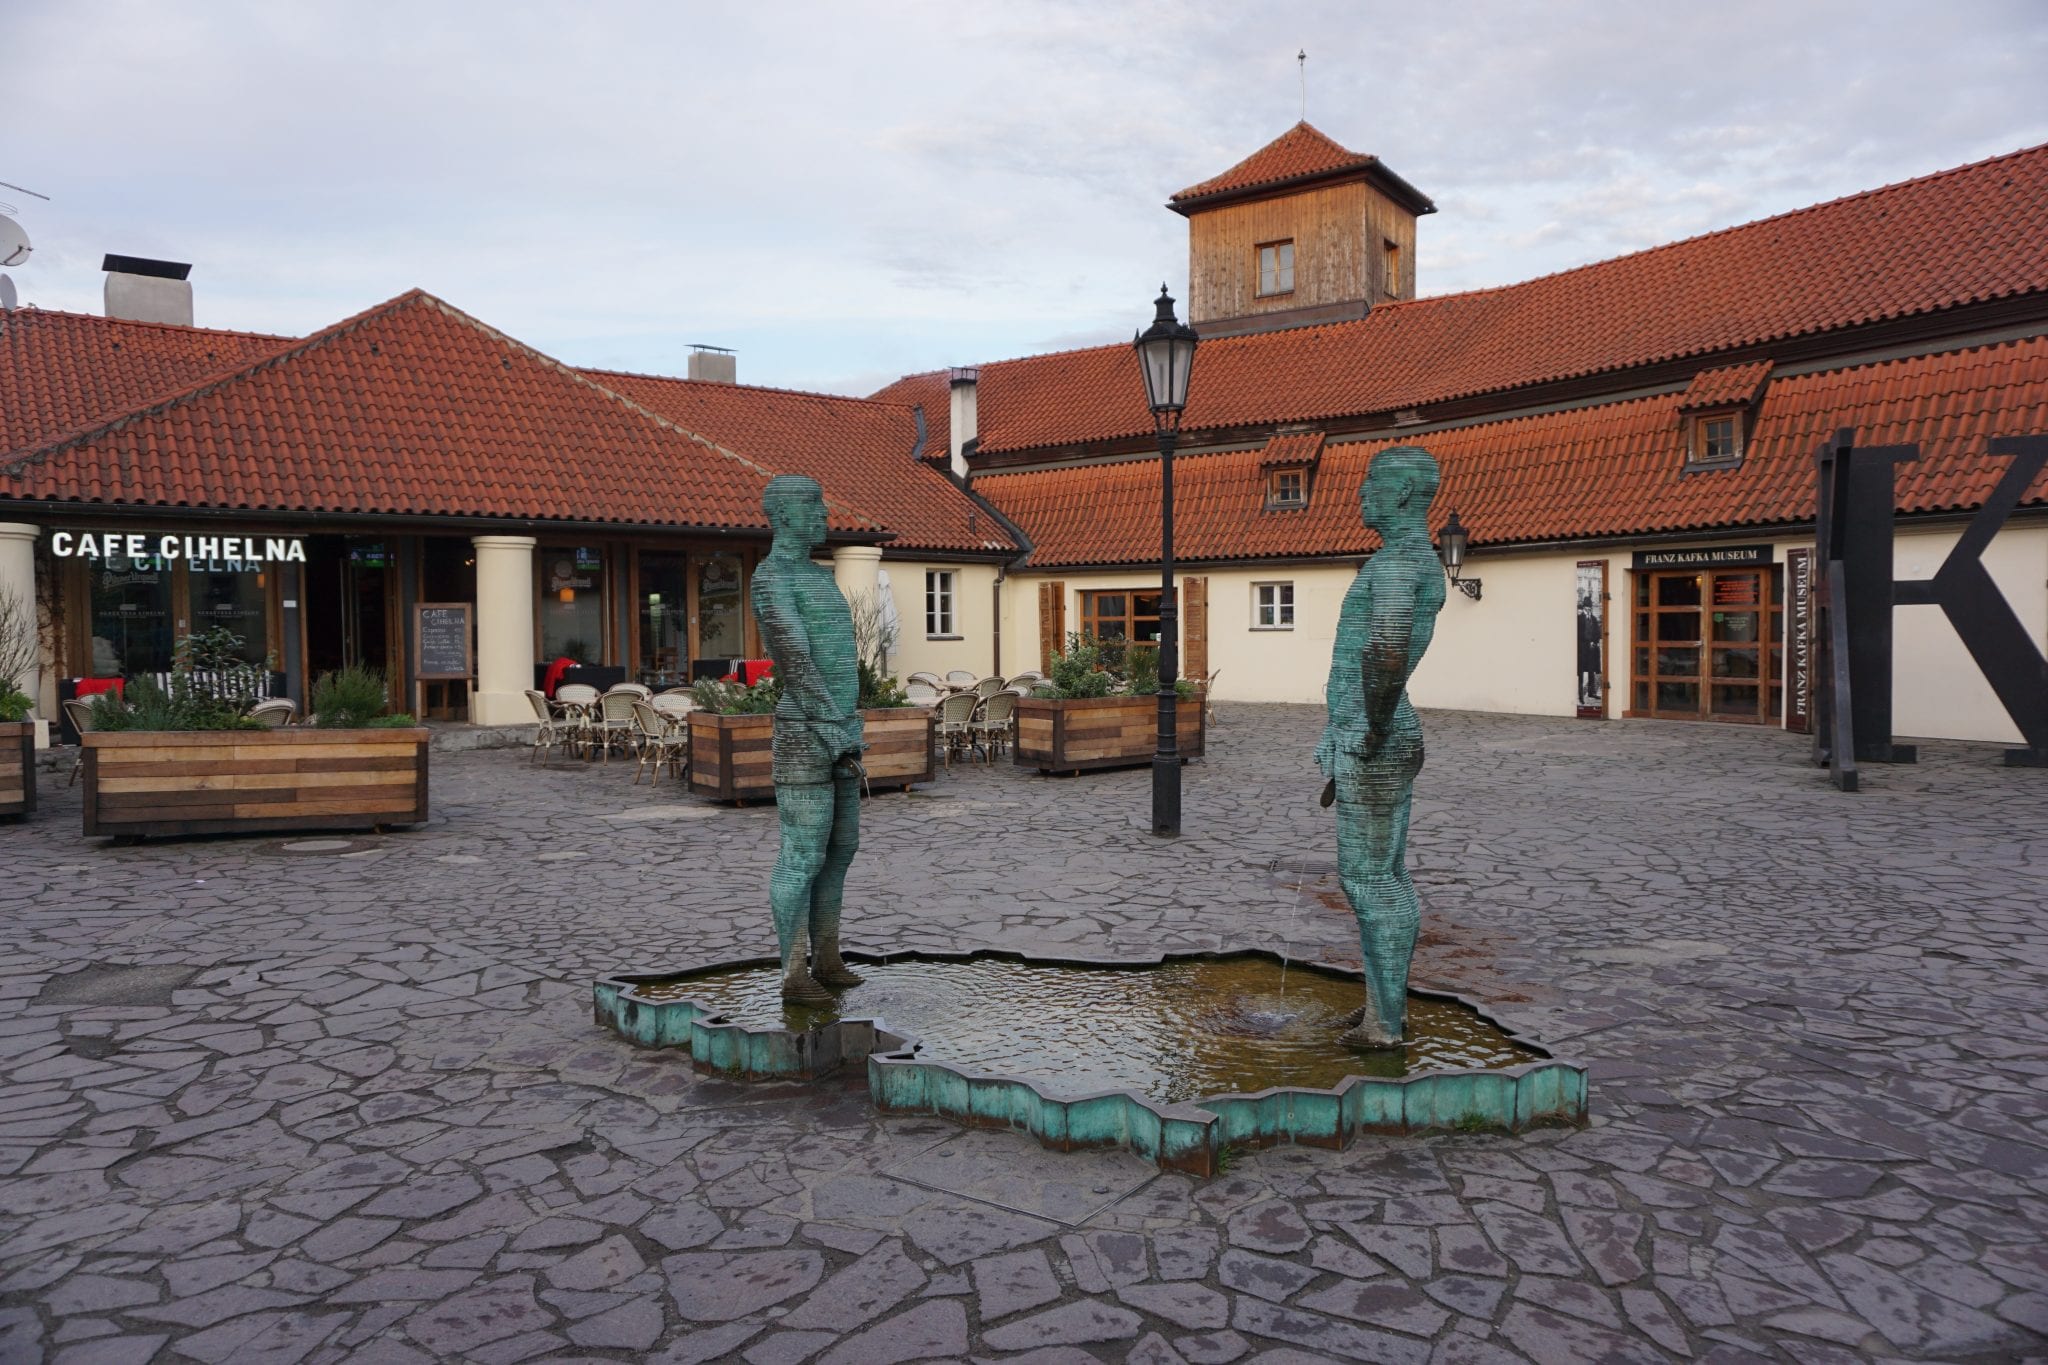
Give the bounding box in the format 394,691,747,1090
1151,752,1181,837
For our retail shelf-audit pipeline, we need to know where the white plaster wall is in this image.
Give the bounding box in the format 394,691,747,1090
883,561,1004,681
1409,550,1586,717
1892,523,2047,745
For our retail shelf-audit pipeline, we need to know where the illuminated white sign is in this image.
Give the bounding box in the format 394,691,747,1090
49,532,306,565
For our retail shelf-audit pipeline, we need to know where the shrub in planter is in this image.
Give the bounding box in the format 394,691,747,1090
312,664,414,727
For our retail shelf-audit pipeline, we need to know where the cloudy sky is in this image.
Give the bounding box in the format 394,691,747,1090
7,1,2046,395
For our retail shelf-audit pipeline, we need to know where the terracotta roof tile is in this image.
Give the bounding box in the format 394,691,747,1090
966,143,2048,454
1258,431,1325,468
974,335,2048,567
1677,360,1774,411
1170,122,1379,204
0,291,881,535
590,369,1011,555
0,309,290,453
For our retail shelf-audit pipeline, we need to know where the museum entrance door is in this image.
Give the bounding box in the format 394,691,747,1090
1630,567,1783,723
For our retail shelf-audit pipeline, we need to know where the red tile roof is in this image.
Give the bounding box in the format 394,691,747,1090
1257,431,1325,468
587,369,1012,555
0,291,883,535
1169,123,1431,215
974,335,2048,567
869,369,951,457
0,308,290,454
1677,360,1774,411
964,143,2048,455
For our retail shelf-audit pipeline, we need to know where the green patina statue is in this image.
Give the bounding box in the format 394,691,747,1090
1315,446,1448,1049
753,475,867,1004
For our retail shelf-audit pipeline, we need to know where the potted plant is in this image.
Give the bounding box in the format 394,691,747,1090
1014,636,1203,775
685,661,935,804
80,633,429,839
0,588,38,818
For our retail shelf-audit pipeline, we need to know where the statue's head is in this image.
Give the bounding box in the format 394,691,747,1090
763,474,828,551
1360,445,1439,536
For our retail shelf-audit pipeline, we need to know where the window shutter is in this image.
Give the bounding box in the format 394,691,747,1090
1181,576,1208,684
1038,580,1065,671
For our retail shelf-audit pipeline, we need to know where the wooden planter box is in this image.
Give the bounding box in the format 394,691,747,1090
1014,695,1205,775
0,722,33,819
81,728,429,839
688,708,935,802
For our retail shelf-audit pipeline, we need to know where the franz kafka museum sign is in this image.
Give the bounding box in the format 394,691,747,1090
1630,543,1773,571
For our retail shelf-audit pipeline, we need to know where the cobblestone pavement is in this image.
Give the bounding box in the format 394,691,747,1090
3,705,2045,1364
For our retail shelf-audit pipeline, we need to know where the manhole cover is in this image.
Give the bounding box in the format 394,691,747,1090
280,838,356,854
38,964,199,1008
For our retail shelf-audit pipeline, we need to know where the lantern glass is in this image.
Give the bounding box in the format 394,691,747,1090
1134,286,1198,418
1437,511,1469,575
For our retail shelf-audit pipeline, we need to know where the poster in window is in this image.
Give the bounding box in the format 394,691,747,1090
1575,560,1605,718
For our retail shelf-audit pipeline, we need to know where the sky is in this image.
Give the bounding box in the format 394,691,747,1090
6,1,2047,397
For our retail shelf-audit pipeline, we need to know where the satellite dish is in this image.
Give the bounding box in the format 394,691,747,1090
0,215,27,268
0,275,15,313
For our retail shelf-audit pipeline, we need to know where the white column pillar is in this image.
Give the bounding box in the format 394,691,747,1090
471,534,536,726
831,545,883,603
0,523,44,745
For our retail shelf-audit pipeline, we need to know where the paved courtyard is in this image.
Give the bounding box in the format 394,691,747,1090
2,704,2045,1364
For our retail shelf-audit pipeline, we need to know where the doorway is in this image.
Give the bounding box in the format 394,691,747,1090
1630,566,1783,723
305,536,399,684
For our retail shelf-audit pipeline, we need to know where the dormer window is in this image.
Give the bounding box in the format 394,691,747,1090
1257,240,1295,296
1266,467,1307,509
1688,411,1746,469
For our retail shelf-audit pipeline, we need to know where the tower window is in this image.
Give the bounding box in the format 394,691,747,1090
1383,238,1402,296
1257,241,1295,296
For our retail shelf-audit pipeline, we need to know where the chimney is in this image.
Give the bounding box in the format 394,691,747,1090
687,344,736,384
103,254,193,326
947,367,979,479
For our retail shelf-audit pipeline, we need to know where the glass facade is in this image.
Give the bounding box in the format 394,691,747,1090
190,564,269,664
540,546,605,661
694,552,745,658
638,551,688,686
87,555,177,677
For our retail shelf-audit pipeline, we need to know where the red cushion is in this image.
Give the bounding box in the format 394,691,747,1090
73,678,124,699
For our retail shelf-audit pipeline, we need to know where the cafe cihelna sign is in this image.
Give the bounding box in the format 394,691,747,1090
50,531,306,566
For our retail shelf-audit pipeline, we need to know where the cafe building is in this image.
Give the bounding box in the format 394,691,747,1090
0,287,1014,736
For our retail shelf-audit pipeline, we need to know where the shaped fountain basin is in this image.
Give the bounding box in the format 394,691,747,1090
594,949,1586,1175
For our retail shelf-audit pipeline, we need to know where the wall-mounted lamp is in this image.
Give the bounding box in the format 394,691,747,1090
1436,510,1482,601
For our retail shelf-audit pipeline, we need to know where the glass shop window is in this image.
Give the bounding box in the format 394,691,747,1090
540,546,606,661
87,555,177,676
189,563,269,664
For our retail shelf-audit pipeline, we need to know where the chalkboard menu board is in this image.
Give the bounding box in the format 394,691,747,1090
414,603,472,680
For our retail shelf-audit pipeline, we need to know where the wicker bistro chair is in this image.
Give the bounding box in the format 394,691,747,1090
944,669,979,688
934,691,980,770
905,678,942,707
1004,671,1045,692
248,697,297,727
631,701,687,784
524,689,570,764
62,697,97,788
610,682,653,700
971,676,1006,701
907,671,944,690
972,690,1018,761
554,683,600,758
649,691,695,725
594,690,640,764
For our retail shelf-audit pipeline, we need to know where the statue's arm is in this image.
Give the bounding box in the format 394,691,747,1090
755,578,849,723
1358,575,1420,751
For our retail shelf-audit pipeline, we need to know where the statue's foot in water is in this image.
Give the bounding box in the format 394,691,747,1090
1339,1004,1404,1050
812,954,865,988
781,970,834,1005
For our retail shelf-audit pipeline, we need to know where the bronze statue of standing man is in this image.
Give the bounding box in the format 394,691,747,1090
1315,447,1448,1049
753,475,867,1004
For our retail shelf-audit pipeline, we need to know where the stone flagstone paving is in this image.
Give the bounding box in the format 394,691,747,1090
1,704,2045,1363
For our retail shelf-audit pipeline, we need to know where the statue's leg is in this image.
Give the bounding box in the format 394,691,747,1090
770,782,835,1004
809,765,865,987
1336,756,1420,1049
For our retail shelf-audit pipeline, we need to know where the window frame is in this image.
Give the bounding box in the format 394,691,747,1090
1256,239,1296,298
1079,589,1163,647
925,568,958,638
1686,410,1747,469
1252,581,1295,631
1382,237,1402,297
1265,467,1308,510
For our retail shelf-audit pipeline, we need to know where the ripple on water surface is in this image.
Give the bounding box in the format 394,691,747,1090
632,956,1542,1105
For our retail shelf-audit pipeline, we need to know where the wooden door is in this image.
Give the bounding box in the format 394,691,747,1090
1630,567,1782,722
1181,576,1209,685
1037,580,1066,669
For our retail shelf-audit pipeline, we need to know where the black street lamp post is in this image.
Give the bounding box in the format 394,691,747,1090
1133,285,1199,837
